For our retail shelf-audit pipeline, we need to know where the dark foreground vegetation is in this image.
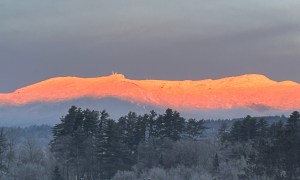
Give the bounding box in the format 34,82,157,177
0,106,300,180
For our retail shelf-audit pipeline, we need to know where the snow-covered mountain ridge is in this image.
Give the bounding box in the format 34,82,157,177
0,73,299,111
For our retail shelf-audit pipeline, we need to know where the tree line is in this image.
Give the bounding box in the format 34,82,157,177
49,106,205,180
0,106,299,180
218,111,300,179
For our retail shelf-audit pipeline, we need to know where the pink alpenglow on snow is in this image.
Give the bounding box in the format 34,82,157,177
0,74,299,111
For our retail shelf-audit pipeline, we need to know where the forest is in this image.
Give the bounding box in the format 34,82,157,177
0,106,299,180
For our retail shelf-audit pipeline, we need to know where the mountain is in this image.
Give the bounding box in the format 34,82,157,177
1,73,299,110
0,73,299,126
0,98,161,126
0,98,292,127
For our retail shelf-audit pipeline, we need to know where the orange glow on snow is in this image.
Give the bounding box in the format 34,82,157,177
0,74,300,111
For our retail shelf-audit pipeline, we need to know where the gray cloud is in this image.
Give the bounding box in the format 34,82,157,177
1,0,300,92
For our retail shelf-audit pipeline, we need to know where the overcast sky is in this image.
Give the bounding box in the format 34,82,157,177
1,0,300,92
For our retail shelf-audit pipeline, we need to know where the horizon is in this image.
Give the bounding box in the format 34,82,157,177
0,72,299,125
1,1,300,179
1,0,300,92
1,73,300,93
1,0,299,130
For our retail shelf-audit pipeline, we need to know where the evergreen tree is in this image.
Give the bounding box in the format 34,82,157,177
171,110,185,141
268,120,284,139
242,115,257,141
82,109,99,137
156,109,185,141
96,119,131,179
229,120,243,142
256,118,268,138
50,106,100,179
96,110,111,178
136,115,147,143
117,112,138,155
285,111,300,133
186,118,205,139
0,129,7,172
229,116,258,142
246,112,300,179
218,121,229,144
281,111,300,179
213,153,219,174
82,109,100,179
147,110,157,138
52,166,64,180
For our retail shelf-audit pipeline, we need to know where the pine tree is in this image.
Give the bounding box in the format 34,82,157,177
282,111,300,178
242,115,257,141
156,109,185,141
172,110,185,141
0,129,7,172
82,109,100,179
256,118,268,138
213,153,219,174
116,112,141,166
50,106,100,179
147,110,157,138
229,116,258,142
249,112,300,179
285,111,300,133
186,118,205,139
218,121,229,144
52,166,64,180
269,120,284,139
230,120,243,142
135,115,147,143
117,112,138,154
82,109,99,137
96,119,130,179
96,111,111,178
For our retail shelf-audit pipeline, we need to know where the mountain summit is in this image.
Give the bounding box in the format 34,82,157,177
0,74,299,111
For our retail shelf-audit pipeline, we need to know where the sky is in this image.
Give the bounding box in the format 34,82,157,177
1,0,300,92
